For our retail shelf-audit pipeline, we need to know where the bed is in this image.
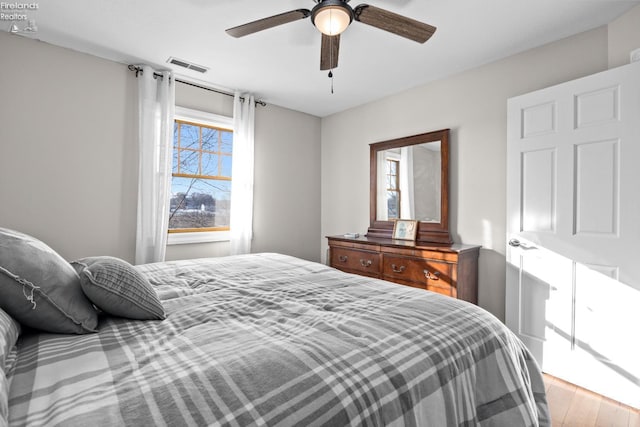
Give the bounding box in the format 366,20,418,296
1,234,549,426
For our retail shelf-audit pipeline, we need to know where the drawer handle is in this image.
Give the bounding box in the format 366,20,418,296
391,264,406,273
360,259,372,267
338,255,348,263
424,269,440,280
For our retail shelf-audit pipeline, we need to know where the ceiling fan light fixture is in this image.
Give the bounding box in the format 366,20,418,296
312,1,353,36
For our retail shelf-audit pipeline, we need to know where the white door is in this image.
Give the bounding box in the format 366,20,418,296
506,61,640,409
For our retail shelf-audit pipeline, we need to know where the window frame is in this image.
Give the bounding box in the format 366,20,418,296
386,158,401,220
167,106,233,245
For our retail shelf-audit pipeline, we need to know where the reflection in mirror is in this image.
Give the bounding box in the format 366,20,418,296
376,141,441,222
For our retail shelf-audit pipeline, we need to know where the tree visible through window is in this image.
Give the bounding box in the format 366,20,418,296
169,118,233,232
386,159,400,219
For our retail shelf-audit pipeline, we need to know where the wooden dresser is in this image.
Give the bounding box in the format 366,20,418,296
327,235,481,304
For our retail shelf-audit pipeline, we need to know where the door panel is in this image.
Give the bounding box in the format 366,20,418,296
574,85,619,128
506,61,640,409
515,245,573,366
574,139,618,235
521,148,556,233
522,101,557,137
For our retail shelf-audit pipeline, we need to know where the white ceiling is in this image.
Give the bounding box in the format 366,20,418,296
11,0,639,117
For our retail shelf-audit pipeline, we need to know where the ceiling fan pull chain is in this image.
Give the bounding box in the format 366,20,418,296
328,70,334,94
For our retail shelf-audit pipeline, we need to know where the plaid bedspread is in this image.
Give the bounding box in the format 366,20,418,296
6,253,549,426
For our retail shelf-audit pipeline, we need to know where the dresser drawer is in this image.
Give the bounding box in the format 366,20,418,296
330,247,380,277
426,281,457,298
382,255,452,289
389,276,457,297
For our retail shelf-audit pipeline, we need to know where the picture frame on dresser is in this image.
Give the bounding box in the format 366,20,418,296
392,219,418,240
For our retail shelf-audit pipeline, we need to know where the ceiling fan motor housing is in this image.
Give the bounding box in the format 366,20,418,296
311,0,354,35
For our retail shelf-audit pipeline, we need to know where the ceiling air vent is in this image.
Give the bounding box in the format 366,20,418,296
166,57,209,74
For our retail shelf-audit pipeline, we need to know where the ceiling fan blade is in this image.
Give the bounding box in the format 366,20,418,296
320,34,340,70
226,9,311,38
353,4,436,43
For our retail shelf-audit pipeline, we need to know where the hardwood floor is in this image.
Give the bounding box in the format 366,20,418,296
543,374,640,426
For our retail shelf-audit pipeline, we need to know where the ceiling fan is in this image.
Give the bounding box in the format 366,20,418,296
226,0,436,71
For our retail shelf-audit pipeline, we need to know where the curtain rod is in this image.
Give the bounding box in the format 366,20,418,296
127,65,266,107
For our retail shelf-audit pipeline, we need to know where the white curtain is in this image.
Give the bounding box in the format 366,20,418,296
135,65,175,265
376,151,388,221
229,92,255,255
399,146,415,219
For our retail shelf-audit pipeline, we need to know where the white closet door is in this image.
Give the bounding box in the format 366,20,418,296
506,61,640,409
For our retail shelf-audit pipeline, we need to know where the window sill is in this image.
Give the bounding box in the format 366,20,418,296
167,231,230,245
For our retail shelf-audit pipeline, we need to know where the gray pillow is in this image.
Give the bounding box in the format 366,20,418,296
0,228,98,334
72,256,165,320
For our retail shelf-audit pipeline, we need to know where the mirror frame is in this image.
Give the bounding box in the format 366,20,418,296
367,128,452,245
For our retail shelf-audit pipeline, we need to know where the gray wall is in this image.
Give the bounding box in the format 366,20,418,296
608,4,640,68
0,34,322,264
412,145,440,222
251,104,321,262
0,35,138,262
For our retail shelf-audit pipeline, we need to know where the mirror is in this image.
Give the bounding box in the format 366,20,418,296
375,141,441,223
367,129,452,245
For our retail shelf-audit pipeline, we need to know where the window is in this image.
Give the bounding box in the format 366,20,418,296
386,159,400,219
168,107,233,244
